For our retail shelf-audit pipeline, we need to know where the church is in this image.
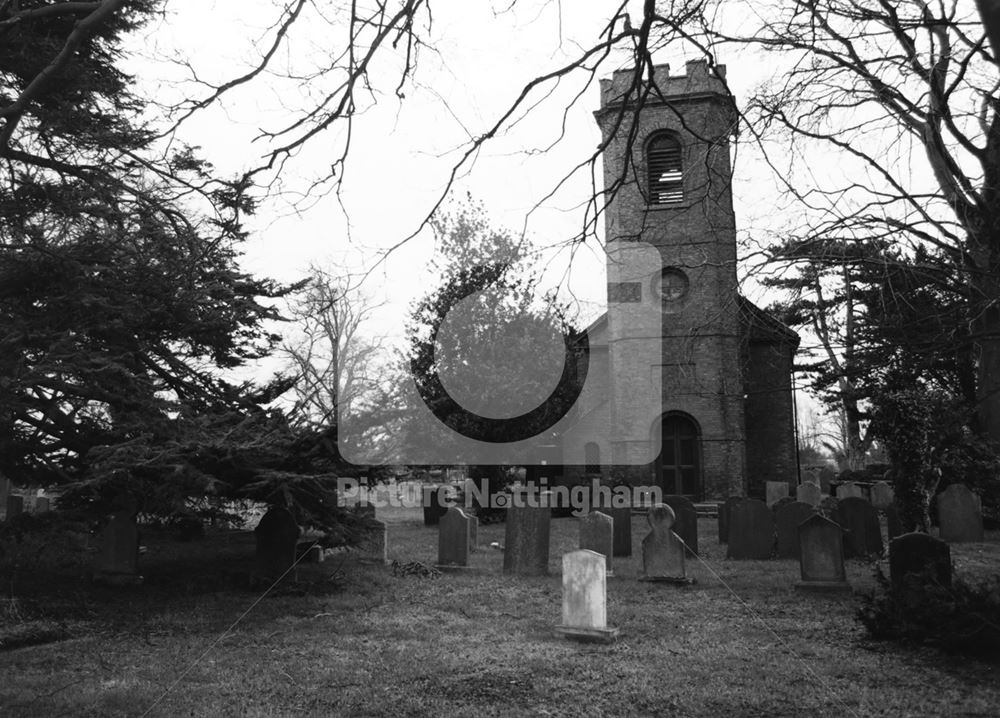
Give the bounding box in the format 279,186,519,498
556,60,800,501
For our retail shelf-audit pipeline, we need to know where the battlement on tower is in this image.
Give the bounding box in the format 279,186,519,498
598,59,729,109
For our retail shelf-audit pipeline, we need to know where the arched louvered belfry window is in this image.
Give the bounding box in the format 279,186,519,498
647,133,683,204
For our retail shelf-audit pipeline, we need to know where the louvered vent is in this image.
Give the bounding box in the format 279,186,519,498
647,134,683,204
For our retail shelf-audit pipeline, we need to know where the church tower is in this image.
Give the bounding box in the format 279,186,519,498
594,60,746,499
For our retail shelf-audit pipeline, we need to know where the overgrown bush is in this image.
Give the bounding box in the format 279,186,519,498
857,566,1000,658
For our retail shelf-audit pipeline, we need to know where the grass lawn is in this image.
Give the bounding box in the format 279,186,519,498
2,502,999,717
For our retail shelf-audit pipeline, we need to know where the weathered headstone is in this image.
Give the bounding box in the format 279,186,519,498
726,499,774,560
765,481,790,507
870,481,895,510
554,550,618,643
359,519,388,564
796,514,849,591
5,494,24,520
835,481,863,500
34,496,50,514
796,482,822,507
503,494,551,576
937,484,984,543
579,511,614,574
775,501,816,559
836,496,883,558
889,532,952,590
718,496,743,543
662,494,698,557
254,506,300,581
609,505,632,557
640,504,692,583
438,507,472,568
422,485,448,526
94,508,141,584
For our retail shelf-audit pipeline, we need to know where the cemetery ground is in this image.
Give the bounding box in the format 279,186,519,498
1,502,999,717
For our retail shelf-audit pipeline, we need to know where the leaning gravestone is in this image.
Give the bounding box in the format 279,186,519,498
796,514,849,591
579,512,614,574
94,508,141,584
726,499,774,560
438,507,472,568
554,550,618,643
836,497,883,558
889,532,952,590
5,495,24,520
503,494,551,576
836,481,863,499
254,506,300,581
796,482,822,507
765,481,790,507
641,504,693,584
775,501,816,559
937,484,984,543
662,494,698,557
718,496,743,544
870,481,895,510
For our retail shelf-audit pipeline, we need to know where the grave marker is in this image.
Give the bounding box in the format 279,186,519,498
775,501,816,559
94,507,141,585
360,519,389,564
503,493,551,576
889,532,952,590
836,481,863,500
6,495,24,520
765,481,790,507
937,484,984,543
726,499,774,560
254,506,300,581
662,494,698,556
554,550,619,643
870,481,895,510
34,496,50,514
579,511,614,574
640,504,693,584
796,514,850,591
718,496,743,544
609,505,632,557
836,497,883,558
438,507,472,568
796,482,822,507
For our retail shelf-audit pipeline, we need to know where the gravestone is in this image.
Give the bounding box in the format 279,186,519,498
818,467,836,494
796,514,849,591
6,495,24,520
765,481,790,507
889,532,952,590
34,496,50,514
836,481,863,500
554,550,619,643
836,497,883,558
359,519,388,564
775,501,816,559
94,508,141,584
870,481,895,510
937,484,984,543
469,515,479,552
422,485,449,526
254,506,300,581
818,495,839,517
579,511,614,574
796,482,822,507
718,496,743,544
640,504,692,584
438,507,473,567
609,505,632,557
726,499,774,560
885,504,904,541
662,494,698,557
503,495,551,576
771,496,795,515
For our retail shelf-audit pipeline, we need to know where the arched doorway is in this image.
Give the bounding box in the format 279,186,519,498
655,413,703,499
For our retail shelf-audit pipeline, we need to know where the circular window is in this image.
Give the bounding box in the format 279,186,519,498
653,267,690,305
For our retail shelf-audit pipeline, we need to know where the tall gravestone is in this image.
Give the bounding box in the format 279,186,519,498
870,481,895,510
94,507,141,584
609,505,632,557
937,484,984,543
6,495,24,520
765,481,790,507
796,514,849,591
718,496,743,544
796,482,822,507
662,494,698,557
640,504,692,584
254,506,300,581
579,512,614,574
726,499,774,560
504,494,551,576
889,532,952,590
836,497,883,558
775,501,816,559
438,507,472,568
554,550,618,643
836,481,863,500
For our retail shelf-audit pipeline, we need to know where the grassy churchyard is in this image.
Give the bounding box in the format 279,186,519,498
2,497,999,717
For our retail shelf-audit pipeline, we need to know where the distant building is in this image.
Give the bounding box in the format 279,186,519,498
559,60,799,501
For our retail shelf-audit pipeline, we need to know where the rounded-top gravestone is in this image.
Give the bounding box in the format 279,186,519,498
662,494,698,556
889,532,952,590
726,499,774,560
937,484,984,543
835,497,883,558
775,501,816,559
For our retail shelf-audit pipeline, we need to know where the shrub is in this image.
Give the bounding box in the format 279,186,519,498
857,566,1000,658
